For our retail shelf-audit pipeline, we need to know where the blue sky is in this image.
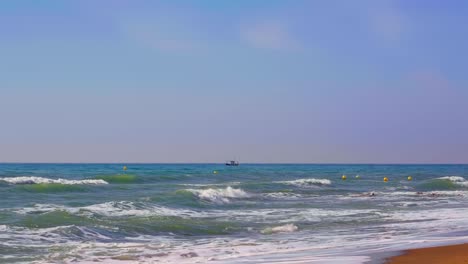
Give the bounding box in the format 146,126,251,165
1,0,467,163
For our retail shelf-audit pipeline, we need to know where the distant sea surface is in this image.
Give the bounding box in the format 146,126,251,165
1,163,468,263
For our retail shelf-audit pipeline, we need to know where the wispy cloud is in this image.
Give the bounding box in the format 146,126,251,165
240,20,299,51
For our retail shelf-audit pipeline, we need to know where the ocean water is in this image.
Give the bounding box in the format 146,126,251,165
1,164,468,263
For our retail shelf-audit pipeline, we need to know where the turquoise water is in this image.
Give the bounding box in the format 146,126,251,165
1,164,468,263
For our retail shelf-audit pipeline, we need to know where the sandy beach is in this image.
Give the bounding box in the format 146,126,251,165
387,243,468,264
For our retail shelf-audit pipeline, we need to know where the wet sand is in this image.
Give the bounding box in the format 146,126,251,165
386,243,468,264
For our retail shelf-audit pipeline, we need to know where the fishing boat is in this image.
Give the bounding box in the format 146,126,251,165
225,160,239,166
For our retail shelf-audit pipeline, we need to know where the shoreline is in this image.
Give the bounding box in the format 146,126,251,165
385,243,468,264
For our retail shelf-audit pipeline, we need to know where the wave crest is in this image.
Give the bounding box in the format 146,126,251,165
14,201,200,218
437,176,468,187
275,178,331,187
95,174,137,184
438,176,467,182
187,186,250,204
0,176,108,185
261,224,298,234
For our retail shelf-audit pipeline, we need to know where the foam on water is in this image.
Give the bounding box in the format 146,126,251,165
275,178,331,187
14,201,202,218
438,176,468,187
388,190,466,197
0,176,108,185
2,164,468,263
261,224,299,234
4,205,468,263
438,176,466,182
187,186,250,204
179,182,241,187
262,192,304,200
10,202,383,226
0,225,112,247
81,201,201,217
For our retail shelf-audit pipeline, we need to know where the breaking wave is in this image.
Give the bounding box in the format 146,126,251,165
419,176,468,190
261,224,298,234
94,174,137,184
0,176,108,185
275,178,331,187
186,187,250,204
437,176,468,187
14,201,201,218
10,202,238,236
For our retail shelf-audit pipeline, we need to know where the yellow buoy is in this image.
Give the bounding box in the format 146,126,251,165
383,177,388,182
408,176,412,181
342,175,347,180
213,170,218,174
355,175,360,179
123,166,127,171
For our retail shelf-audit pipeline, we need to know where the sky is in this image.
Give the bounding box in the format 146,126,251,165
1,0,468,163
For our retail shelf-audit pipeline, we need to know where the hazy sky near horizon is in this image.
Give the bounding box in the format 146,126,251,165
1,0,468,163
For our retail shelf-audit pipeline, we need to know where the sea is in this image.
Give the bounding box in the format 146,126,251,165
1,163,468,263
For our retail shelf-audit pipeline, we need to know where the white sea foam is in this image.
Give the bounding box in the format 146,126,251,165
261,224,298,234
438,176,468,187
81,201,202,218
0,225,112,248
14,203,72,215
384,185,414,191
2,226,464,264
438,176,466,182
187,186,250,204
12,203,380,224
262,192,304,200
14,201,202,218
345,190,468,199
275,178,331,187
179,182,241,187
0,176,108,185
213,208,381,224
388,208,468,231
5,206,468,264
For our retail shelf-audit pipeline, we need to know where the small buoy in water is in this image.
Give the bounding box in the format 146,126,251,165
383,177,388,182
342,175,347,180
213,170,218,174
408,176,412,181
355,175,360,179
123,166,127,171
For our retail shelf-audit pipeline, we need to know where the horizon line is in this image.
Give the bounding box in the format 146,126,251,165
0,162,467,165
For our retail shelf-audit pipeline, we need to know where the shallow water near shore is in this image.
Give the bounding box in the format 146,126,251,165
1,163,468,263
